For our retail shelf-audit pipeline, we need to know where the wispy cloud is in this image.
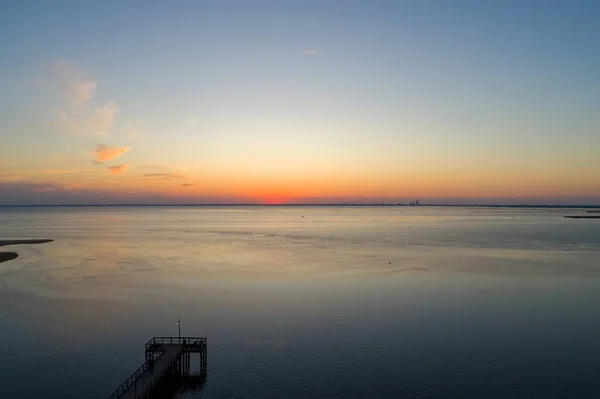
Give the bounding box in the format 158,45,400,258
0,168,96,179
299,49,322,55
90,101,118,137
51,155,87,164
0,175,24,182
180,116,201,129
122,119,144,139
139,172,187,181
93,144,131,163
181,183,197,187
0,180,247,205
42,59,142,173
46,59,120,138
59,101,118,137
50,59,97,105
107,164,130,175
143,173,186,178
40,169,88,175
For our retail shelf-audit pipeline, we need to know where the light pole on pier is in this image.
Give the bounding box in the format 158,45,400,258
177,319,181,343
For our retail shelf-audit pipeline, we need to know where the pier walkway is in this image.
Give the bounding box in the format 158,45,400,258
109,337,207,399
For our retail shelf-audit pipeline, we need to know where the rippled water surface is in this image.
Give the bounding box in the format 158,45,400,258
1,206,599,398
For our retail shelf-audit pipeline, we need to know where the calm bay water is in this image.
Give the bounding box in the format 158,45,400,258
1,206,599,398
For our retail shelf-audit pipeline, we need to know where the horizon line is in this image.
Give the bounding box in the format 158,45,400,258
0,203,599,208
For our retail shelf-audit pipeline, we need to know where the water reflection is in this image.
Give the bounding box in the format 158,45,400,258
0,207,599,398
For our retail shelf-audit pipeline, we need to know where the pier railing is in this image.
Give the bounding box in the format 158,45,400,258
145,336,206,347
108,344,165,399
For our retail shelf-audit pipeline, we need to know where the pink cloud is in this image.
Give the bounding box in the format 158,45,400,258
107,164,130,175
93,144,131,163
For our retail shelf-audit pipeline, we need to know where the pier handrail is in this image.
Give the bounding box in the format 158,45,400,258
145,336,206,347
108,344,165,399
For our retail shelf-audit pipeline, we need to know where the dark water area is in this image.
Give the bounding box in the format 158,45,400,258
0,206,599,398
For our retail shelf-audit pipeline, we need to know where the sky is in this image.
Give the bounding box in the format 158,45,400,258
0,0,599,205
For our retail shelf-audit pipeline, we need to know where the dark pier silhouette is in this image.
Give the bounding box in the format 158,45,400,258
109,337,207,399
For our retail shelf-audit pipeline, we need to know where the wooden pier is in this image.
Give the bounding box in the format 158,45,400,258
109,337,207,399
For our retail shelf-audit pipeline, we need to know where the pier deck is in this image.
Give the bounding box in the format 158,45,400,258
109,337,207,399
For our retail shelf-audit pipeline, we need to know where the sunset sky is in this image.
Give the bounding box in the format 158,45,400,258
1,1,598,205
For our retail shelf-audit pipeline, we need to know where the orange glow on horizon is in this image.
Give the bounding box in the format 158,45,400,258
4,161,598,204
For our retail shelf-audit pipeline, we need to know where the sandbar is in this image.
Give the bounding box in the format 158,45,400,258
0,252,19,263
0,239,53,264
0,239,54,247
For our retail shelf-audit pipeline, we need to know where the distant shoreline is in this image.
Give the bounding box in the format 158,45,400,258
0,204,599,209
0,239,54,247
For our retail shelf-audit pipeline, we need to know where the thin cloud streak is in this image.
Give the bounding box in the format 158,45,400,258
52,155,87,164
107,164,130,175
180,116,201,129
299,49,322,55
143,173,186,178
138,173,187,181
